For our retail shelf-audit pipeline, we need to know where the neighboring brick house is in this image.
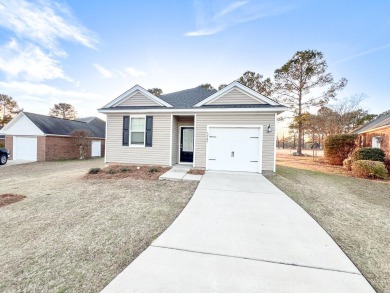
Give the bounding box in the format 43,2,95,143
1,112,105,161
0,127,5,147
352,110,390,158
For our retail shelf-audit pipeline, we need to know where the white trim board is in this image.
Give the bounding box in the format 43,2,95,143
99,107,287,114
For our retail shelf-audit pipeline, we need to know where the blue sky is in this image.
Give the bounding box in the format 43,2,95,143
0,0,389,119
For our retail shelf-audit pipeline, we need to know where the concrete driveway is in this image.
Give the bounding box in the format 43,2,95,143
101,172,375,293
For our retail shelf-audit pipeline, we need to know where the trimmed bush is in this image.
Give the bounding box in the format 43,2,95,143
351,160,388,180
105,169,117,175
351,147,385,162
148,166,159,173
120,167,131,173
343,158,352,171
88,168,101,174
324,134,357,165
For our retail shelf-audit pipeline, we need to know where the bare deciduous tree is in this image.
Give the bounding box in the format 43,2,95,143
72,129,91,160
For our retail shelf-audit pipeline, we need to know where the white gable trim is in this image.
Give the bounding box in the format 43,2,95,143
194,81,279,107
1,112,44,136
103,85,173,108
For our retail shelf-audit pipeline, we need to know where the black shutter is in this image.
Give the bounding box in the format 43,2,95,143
123,116,129,146
145,116,153,147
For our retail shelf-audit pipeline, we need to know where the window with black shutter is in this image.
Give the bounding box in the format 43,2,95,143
122,116,129,146
145,116,153,147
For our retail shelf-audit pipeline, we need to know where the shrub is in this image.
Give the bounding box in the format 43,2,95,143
148,166,159,173
351,147,385,162
324,134,357,165
88,168,101,174
343,158,352,171
351,160,388,180
120,167,131,173
105,168,117,175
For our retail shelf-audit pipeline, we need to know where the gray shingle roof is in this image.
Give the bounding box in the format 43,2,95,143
158,87,217,108
24,112,105,138
352,110,390,134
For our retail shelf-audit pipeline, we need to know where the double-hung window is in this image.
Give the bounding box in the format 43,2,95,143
130,117,146,145
123,115,153,147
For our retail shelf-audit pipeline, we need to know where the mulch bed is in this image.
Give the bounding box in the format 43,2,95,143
0,194,26,207
84,165,171,180
187,169,205,175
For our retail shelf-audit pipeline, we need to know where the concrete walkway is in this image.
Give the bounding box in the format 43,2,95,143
102,172,375,293
159,164,202,181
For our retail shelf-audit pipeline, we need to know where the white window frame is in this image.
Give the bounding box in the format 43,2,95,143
129,115,146,147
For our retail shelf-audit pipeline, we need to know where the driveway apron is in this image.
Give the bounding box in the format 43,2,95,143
101,171,375,293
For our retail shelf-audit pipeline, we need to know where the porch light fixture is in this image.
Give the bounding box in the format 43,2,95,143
267,124,272,132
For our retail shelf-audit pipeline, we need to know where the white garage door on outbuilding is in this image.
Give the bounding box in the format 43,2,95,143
206,126,262,173
91,140,101,157
14,136,38,161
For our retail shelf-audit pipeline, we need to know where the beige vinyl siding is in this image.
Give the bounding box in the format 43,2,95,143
206,88,264,105
106,113,170,165
117,91,160,107
195,112,275,171
171,116,195,165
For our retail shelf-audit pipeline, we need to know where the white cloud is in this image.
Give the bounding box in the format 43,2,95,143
125,67,146,77
0,81,100,101
0,0,97,53
93,64,113,79
335,43,390,64
185,0,292,37
0,39,67,81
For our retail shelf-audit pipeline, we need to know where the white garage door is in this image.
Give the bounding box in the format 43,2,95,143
14,136,38,161
91,140,101,157
207,126,262,173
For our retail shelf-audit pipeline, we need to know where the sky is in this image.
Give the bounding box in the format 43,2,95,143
0,0,389,121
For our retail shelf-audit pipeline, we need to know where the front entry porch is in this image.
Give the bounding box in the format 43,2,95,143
171,115,195,166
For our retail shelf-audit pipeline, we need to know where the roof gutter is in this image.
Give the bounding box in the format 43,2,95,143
98,107,288,114
355,124,390,134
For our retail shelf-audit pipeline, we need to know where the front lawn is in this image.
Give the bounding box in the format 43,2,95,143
266,165,390,293
0,160,197,292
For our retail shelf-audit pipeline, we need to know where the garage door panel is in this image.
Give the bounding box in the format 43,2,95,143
14,136,38,161
207,127,261,173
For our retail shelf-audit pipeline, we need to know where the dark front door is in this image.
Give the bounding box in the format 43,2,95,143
180,127,194,163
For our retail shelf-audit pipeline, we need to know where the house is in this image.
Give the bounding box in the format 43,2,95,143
352,110,390,157
99,81,286,173
1,112,105,161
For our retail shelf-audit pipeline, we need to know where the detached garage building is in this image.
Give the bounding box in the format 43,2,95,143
2,112,105,161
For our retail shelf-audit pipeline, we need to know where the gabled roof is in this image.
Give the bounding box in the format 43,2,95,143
102,85,173,108
352,110,390,134
99,81,287,113
2,112,105,138
194,81,279,107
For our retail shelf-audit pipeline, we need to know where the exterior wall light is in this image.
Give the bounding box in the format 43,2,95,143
267,124,272,132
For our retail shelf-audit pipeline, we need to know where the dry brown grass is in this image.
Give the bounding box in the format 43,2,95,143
277,152,390,183
0,159,197,293
266,165,390,293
